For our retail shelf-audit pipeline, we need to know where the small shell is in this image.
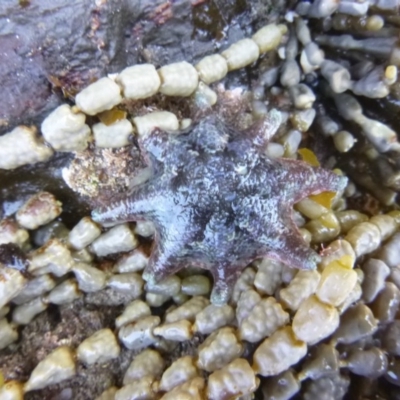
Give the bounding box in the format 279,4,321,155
165,296,209,323
239,297,289,342
91,223,137,257
153,320,193,341
93,119,133,148
72,263,107,293
0,318,18,350
378,231,400,268
134,221,155,238
333,130,355,153
369,214,397,241
181,275,211,296
145,292,170,307
16,192,62,230
159,356,198,392
193,82,218,108
207,358,258,400
370,282,400,323
160,377,205,400
333,303,377,344
0,381,24,400
12,297,47,325
295,197,329,220
262,370,300,400
0,266,27,309
46,279,81,305
77,328,120,365
133,111,179,137
123,348,164,384
41,104,91,151
193,304,234,334
12,274,55,305
290,109,316,132
319,239,356,271
116,64,161,99
306,211,341,243
345,222,382,257
289,83,316,109
195,54,228,85
146,275,181,297
346,348,388,379
231,267,256,304
321,60,352,93
29,239,75,277
0,219,29,247
114,248,149,273
158,61,199,96
299,344,339,380
107,273,143,296
253,326,307,376
221,38,260,71
252,23,287,53
24,346,76,392
316,263,358,306
68,217,102,251
335,210,369,234
0,126,53,170
116,299,151,329
280,270,321,311
292,295,339,344
197,327,243,372
254,259,283,296
75,77,122,116
281,60,301,88
118,315,160,350
236,289,261,325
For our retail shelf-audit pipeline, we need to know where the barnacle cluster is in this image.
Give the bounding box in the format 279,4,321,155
2,1,400,399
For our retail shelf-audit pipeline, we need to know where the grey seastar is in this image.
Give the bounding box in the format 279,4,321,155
92,110,347,304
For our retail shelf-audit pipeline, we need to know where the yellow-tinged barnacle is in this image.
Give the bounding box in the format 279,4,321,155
298,148,320,167
335,254,355,270
309,191,335,208
320,212,340,229
98,109,127,126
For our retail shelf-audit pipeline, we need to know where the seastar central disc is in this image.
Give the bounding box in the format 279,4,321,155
92,110,347,304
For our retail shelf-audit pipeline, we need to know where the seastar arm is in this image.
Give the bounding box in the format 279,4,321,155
142,225,194,285
91,183,160,227
142,243,181,285
138,128,171,164
241,109,282,148
278,159,348,202
209,262,244,305
262,218,321,271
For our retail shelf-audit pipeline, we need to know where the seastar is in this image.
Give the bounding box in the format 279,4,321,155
92,110,347,304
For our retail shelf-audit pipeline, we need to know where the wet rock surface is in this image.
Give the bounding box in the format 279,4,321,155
0,0,274,130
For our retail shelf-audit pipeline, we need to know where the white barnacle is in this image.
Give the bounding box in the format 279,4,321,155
221,38,260,71
75,77,122,116
41,104,91,151
116,64,161,99
158,61,199,96
0,126,53,170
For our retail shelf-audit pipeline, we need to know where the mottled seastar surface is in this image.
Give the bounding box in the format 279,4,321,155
92,111,347,304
